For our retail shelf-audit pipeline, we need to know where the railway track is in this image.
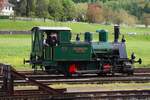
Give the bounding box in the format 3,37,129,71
15,67,150,75
0,75,150,85
134,68,150,73
0,64,150,100
0,68,150,85
1,72,150,80
63,90,150,100
0,90,150,100
9,76,150,84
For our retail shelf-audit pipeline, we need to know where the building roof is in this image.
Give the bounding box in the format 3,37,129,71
32,26,72,31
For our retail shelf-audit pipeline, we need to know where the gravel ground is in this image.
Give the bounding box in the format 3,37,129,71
13,83,150,92
50,83,150,92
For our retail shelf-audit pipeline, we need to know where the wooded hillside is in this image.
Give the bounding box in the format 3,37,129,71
6,0,150,27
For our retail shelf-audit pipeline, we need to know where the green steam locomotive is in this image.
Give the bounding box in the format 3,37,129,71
24,26,141,76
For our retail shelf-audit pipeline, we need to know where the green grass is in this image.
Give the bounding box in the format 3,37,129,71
0,35,31,70
0,19,149,34
0,19,150,70
124,34,150,67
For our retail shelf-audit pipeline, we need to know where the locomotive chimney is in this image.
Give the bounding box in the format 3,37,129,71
114,25,120,43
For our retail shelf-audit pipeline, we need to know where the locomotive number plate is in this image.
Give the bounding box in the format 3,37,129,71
73,47,88,53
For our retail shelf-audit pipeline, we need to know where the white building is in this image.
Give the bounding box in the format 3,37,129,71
0,1,14,16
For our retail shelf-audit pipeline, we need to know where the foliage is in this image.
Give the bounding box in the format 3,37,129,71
75,3,88,21
0,16,9,19
7,0,150,26
87,4,103,23
73,0,90,3
27,0,36,16
143,13,150,27
9,0,35,17
48,0,64,20
102,6,113,24
143,2,150,13
35,0,49,18
73,0,150,26
18,0,27,16
112,9,137,25
62,0,76,21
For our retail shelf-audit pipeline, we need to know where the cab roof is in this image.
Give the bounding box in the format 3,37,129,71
31,26,72,31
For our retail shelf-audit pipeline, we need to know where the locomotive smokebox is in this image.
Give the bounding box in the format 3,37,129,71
114,25,120,43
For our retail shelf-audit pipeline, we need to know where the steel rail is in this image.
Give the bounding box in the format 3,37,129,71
0,90,150,100
0,76,150,86
15,67,150,75
1,72,150,81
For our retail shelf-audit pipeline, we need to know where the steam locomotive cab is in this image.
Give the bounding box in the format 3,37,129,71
25,26,141,76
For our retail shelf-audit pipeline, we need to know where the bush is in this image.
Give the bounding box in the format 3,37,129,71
0,15,9,19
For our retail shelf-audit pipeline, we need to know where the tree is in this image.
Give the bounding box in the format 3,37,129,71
76,3,88,21
18,0,27,16
35,0,49,18
112,11,123,25
73,0,89,3
73,0,99,3
26,0,36,17
143,13,150,28
87,4,103,23
112,9,137,25
9,0,36,17
102,6,113,24
9,0,26,16
143,2,150,13
62,0,76,21
48,0,64,21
